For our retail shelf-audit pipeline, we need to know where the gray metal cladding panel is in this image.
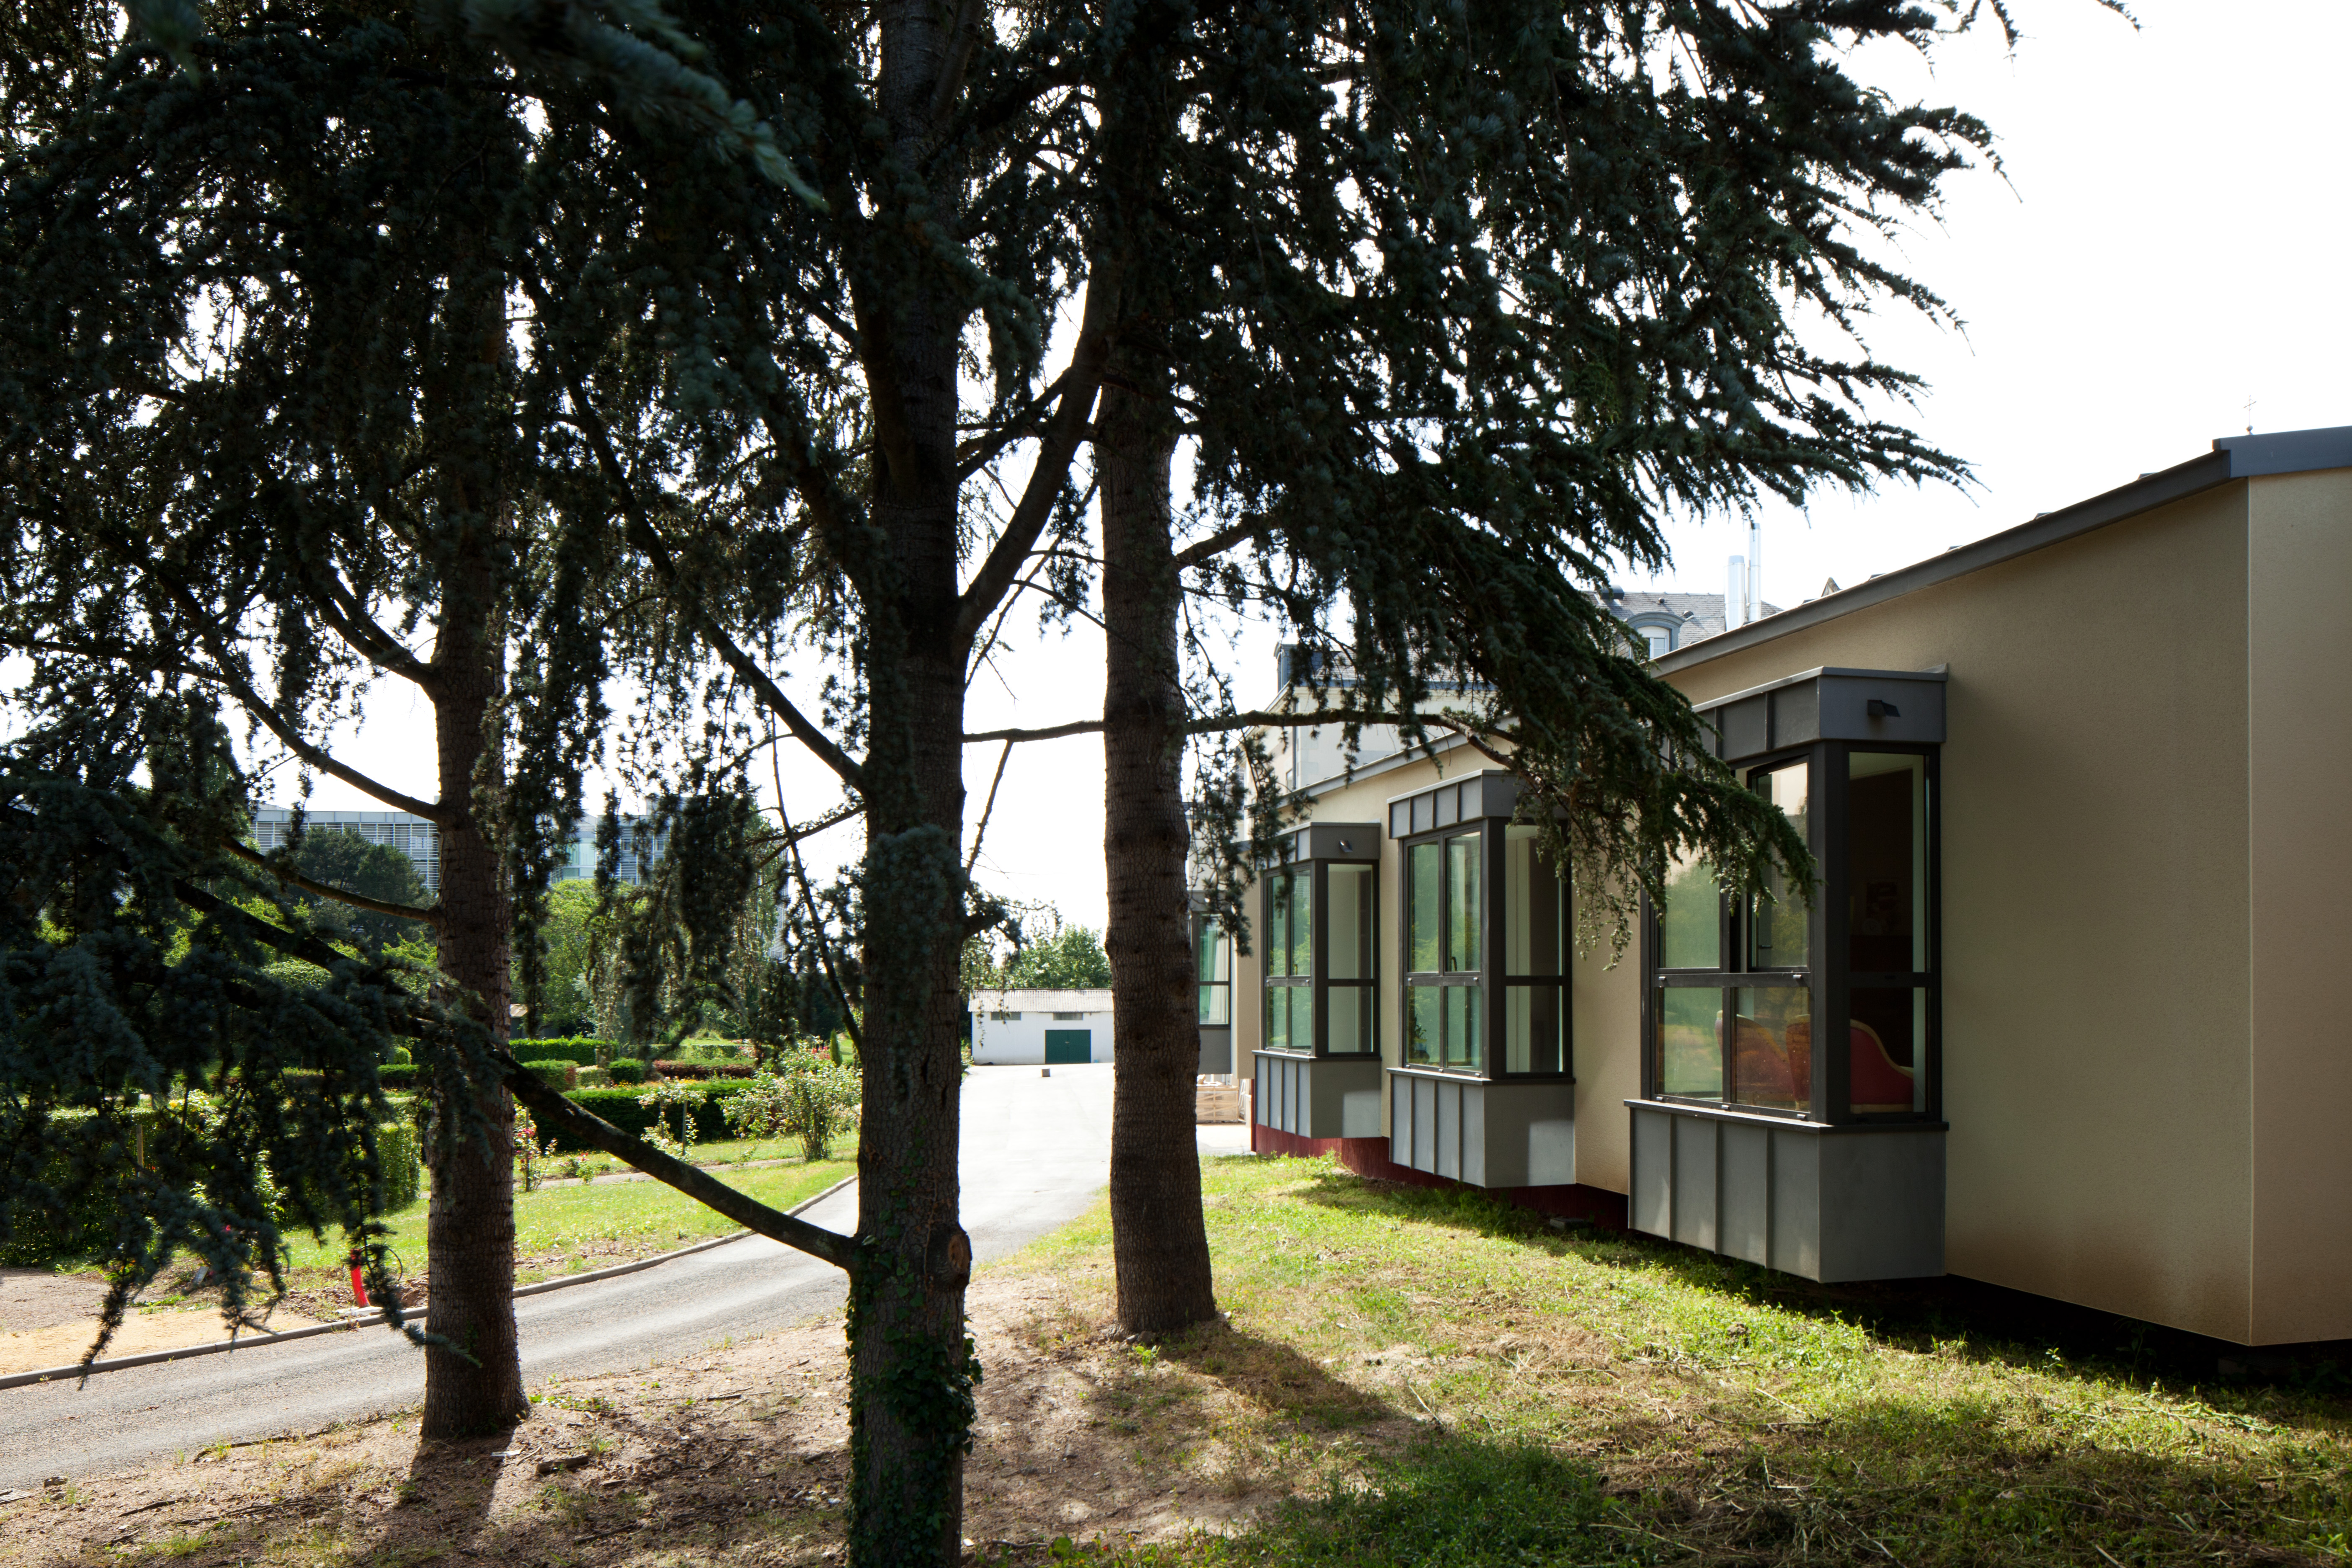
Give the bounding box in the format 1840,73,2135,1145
1670,1117,1718,1252
1461,1082,1488,1186
1434,1078,1463,1182
1254,1057,1271,1127
1770,683,1821,750
1815,1130,1946,1282
1411,1076,1438,1173
1524,1102,1576,1188
1719,1122,1772,1268
1198,1027,1233,1076
1630,1109,1672,1237
1769,1130,1822,1280
1341,1084,1383,1138
1719,696,1769,761
1818,673,1945,745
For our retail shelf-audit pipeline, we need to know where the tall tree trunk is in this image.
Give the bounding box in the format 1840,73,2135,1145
1099,372,1220,1335
420,546,529,1438
844,6,976,1558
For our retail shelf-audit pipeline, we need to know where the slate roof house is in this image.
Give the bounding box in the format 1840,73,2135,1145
1231,423,2352,1347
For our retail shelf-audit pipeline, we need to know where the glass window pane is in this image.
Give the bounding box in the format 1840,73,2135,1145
1198,983,1230,1027
1408,842,1442,972
1266,876,1291,979
1505,826,1562,977
1748,761,1811,970
1849,753,1927,975
1447,831,1482,973
1287,869,1314,978
1849,987,1926,1115
1657,988,1722,1098
1328,864,1373,981
1658,846,1720,970
1407,983,1441,1065
1730,986,1810,1111
1445,983,1483,1071
1328,985,1373,1054
1506,984,1562,1075
1264,983,1289,1051
1198,919,1231,983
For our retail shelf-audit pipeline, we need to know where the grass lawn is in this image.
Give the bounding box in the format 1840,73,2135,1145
1011,1155,2352,1567
526,1133,858,1185
279,1154,854,1289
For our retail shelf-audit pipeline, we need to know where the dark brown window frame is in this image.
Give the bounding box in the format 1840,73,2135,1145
1395,816,1573,1083
1260,854,1380,1059
1640,739,1941,1125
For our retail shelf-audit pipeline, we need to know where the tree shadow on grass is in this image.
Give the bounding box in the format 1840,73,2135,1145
1279,1168,2352,1426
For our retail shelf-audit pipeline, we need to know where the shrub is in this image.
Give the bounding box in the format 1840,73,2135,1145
0,1117,423,1265
521,1059,578,1090
648,1060,757,1081
539,1082,749,1151
379,1063,421,1089
606,1058,646,1085
389,1046,413,1066
506,1037,613,1067
725,1058,860,1160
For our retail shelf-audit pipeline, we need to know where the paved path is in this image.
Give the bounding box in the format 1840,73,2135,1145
0,1063,1157,1488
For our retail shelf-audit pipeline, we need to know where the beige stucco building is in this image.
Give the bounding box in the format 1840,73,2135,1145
1225,424,2352,1346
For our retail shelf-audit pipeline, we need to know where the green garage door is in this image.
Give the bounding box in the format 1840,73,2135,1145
1043,1029,1093,1064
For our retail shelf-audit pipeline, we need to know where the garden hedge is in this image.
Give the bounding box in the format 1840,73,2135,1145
0,1118,422,1265
520,1059,577,1089
536,1082,752,1152
505,1037,610,1066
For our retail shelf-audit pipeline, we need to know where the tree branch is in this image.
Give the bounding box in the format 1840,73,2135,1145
1172,516,1267,570
953,274,1119,645
515,264,867,797
500,1065,861,1275
226,840,445,929
961,706,1512,746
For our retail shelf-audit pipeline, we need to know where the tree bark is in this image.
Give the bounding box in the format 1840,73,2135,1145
841,3,977,1558
419,545,529,1439
1099,372,1220,1335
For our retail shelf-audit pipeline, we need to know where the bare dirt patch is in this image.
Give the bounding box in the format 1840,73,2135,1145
0,1269,327,1376
0,1265,1360,1567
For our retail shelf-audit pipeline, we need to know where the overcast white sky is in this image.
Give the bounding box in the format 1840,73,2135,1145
281,0,2351,931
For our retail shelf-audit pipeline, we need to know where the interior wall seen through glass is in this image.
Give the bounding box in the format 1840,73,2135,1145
1658,846,1720,970
1849,987,1926,1114
1407,983,1441,1066
1730,985,1811,1111
1265,981,1307,1052
1747,761,1811,970
1267,868,1312,978
1327,985,1374,1054
1446,832,1482,972
1506,985,1563,1074
1408,842,1442,972
1328,863,1373,981
1656,988,1722,1097
1444,983,1483,1070
1197,919,1231,1026
1504,826,1563,976
1849,753,1927,975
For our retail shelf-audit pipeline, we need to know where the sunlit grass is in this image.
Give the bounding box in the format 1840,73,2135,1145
997,1155,2352,1567
280,1156,853,1280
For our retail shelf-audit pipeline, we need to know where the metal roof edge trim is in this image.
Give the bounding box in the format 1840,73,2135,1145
1691,664,1951,714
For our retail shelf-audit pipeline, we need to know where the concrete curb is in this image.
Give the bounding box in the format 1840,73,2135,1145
0,1173,859,1393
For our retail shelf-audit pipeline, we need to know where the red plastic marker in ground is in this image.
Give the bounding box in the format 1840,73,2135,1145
348,1257,369,1308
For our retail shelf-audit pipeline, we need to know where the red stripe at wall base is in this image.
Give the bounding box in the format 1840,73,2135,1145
1248,1125,1627,1229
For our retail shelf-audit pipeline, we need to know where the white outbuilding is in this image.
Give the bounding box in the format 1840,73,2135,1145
968,989,1114,1064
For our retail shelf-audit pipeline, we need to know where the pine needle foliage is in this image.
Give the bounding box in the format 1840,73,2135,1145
0,697,477,1363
